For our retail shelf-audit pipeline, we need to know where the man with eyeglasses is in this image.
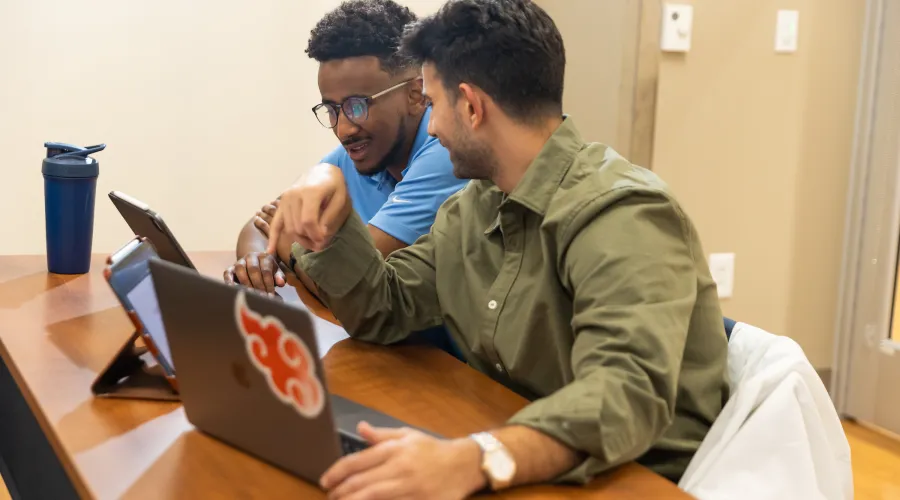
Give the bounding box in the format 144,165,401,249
225,1,467,308
267,0,728,497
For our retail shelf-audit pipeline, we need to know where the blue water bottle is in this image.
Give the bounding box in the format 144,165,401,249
42,142,106,274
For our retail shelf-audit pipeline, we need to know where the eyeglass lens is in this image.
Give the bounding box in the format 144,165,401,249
315,97,369,128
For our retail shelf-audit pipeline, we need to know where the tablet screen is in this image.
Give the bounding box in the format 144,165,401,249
127,274,175,371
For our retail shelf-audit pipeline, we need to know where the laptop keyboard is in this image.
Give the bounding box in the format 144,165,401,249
340,435,368,455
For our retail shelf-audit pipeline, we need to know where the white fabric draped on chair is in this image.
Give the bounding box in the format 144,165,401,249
678,322,853,500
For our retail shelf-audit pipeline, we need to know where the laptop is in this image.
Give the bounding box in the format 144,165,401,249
148,258,439,483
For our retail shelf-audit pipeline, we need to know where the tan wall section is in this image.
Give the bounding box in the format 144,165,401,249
0,0,447,256
535,0,638,153
1,0,636,256
652,0,865,368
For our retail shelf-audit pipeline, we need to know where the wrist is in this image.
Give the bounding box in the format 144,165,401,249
468,431,517,491
450,438,488,495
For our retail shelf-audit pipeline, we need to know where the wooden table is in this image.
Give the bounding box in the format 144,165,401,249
0,253,690,499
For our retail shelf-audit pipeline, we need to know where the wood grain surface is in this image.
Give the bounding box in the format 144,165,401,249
0,253,688,499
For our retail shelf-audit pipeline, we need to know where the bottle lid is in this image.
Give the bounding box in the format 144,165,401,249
41,142,105,179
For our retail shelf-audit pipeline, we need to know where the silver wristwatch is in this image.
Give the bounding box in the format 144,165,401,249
469,432,516,491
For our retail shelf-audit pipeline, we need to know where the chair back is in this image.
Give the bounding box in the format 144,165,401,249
679,322,853,499
723,316,736,340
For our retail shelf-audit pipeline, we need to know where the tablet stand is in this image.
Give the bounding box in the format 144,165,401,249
91,313,179,401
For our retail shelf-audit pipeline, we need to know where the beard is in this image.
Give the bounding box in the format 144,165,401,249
356,116,407,177
447,127,496,180
445,115,497,180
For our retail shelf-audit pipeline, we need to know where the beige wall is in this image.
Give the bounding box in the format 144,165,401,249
0,0,446,256
652,0,865,368
535,0,637,153
1,0,633,257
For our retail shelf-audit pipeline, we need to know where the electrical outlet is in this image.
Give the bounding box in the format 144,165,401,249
708,253,735,299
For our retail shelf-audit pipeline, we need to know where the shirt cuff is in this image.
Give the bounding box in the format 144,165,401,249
506,401,626,484
296,211,381,298
288,243,308,274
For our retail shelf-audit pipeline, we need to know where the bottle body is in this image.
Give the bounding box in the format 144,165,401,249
43,173,98,274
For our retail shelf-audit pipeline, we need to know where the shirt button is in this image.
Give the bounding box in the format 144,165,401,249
488,300,498,310
495,363,503,372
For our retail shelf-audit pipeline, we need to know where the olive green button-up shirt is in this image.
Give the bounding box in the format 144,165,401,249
295,117,729,483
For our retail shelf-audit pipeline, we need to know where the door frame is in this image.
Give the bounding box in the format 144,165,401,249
619,0,661,169
832,0,900,430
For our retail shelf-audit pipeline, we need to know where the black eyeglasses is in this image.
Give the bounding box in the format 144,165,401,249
312,78,416,129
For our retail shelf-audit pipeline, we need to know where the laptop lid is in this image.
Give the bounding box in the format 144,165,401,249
149,258,343,482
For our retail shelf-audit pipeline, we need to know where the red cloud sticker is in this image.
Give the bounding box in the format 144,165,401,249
234,292,324,418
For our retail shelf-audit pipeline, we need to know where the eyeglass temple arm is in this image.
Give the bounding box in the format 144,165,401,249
370,78,416,100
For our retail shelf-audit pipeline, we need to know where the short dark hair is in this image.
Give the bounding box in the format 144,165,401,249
306,0,418,74
401,0,565,122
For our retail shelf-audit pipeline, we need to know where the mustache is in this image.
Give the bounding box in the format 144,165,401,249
341,136,370,146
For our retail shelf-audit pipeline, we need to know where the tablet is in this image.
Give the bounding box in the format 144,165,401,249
104,237,177,389
109,190,195,269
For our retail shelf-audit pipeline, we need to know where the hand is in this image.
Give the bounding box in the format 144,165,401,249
267,164,352,255
253,199,280,237
321,422,486,500
224,252,285,294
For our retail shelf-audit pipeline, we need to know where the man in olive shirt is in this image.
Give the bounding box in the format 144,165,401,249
267,0,729,498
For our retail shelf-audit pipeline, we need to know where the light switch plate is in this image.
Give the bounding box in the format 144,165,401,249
660,4,694,53
775,10,799,53
708,253,735,299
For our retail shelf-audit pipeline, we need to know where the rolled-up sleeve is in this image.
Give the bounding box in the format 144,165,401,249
506,191,698,483
296,209,446,345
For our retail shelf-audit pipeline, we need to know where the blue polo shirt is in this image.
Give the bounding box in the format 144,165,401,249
321,107,468,245
320,107,468,360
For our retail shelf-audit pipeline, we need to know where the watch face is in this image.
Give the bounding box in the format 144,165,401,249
487,450,516,481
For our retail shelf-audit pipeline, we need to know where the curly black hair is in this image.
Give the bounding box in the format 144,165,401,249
401,0,565,123
306,0,418,74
